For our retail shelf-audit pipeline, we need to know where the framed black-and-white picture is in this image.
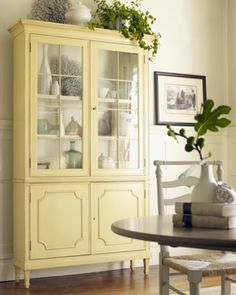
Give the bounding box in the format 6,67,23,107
154,72,206,126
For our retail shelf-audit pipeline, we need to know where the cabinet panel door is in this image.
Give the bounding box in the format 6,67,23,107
91,182,146,254
30,184,89,259
91,42,145,176
30,35,89,177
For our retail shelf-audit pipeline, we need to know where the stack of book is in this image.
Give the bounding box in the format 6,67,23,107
172,202,236,229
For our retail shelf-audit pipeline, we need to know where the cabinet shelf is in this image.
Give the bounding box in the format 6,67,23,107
98,135,138,140
99,77,137,83
38,94,82,101
37,134,59,139
98,98,132,104
62,135,82,140
37,134,83,140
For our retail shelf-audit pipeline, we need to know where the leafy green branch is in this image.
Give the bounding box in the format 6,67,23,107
167,99,231,160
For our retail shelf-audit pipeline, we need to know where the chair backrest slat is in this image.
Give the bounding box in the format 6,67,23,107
164,194,191,205
163,176,198,188
154,160,223,217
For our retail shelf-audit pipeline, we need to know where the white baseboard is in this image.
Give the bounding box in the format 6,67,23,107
0,244,206,282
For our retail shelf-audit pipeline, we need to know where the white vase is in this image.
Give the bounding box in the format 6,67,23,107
65,1,91,26
60,113,65,136
191,164,217,203
38,44,52,94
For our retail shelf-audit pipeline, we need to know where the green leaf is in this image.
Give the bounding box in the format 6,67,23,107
194,99,231,136
185,144,194,152
196,138,205,149
187,136,195,145
207,125,219,132
215,118,231,128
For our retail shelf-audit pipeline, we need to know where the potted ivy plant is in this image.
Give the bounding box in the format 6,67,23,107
166,99,231,202
88,0,161,59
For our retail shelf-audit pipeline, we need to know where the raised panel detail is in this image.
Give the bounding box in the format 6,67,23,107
98,189,139,246
30,184,89,259
91,182,145,254
38,191,83,250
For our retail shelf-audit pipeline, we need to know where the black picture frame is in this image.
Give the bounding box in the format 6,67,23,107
154,71,207,126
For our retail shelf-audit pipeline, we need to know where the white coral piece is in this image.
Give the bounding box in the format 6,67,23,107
29,0,71,24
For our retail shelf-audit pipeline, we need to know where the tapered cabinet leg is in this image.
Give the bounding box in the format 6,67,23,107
130,260,135,272
14,266,21,283
143,258,149,275
24,270,31,289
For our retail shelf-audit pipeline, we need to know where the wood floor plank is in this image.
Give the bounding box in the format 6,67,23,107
0,266,223,295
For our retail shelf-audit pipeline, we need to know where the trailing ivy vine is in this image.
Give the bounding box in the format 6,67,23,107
89,0,161,59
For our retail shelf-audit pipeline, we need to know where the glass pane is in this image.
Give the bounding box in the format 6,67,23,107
98,110,112,136
97,49,140,170
62,139,82,169
98,139,117,169
37,107,59,136
119,139,138,169
37,138,60,169
61,77,82,97
98,50,118,79
37,42,83,171
61,46,82,75
63,107,83,137
119,52,138,81
38,43,60,75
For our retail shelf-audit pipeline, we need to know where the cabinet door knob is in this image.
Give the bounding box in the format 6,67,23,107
92,107,96,110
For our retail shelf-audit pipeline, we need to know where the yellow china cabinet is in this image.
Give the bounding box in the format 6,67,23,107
9,19,150,288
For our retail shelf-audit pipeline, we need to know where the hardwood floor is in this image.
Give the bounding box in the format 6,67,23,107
0,266,222,295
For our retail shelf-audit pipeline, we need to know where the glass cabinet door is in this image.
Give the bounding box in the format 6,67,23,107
31,36,88,175
92,43,144,175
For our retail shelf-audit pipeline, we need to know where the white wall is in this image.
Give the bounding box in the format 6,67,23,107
0,0,230,281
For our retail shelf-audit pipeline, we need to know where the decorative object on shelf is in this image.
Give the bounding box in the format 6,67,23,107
60,113,65,136
37,118,51,134
65,116,82,136
119,112,131,136
65,0,92,25
109,90,117,98
98,153,115,168
98,111,111,135
37,118,59,134
37,162,50,169
64,140,82,168
50,55,82,96
51,80,60,95
167,99,231,203
98,153,106,168
154,72,207,126
98,87,109,98
89,0,161,59
38,44,52,95
29,0,71,23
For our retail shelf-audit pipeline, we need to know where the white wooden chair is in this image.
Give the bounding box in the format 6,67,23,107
154,160,236,295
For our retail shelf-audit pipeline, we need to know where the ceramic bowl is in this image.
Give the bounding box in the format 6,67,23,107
98,87,109,98
109,90,117,98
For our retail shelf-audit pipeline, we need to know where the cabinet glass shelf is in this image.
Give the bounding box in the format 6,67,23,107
38,94,82,101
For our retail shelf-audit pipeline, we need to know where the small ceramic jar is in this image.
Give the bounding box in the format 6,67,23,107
98,153,116,169
65,1,91,26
